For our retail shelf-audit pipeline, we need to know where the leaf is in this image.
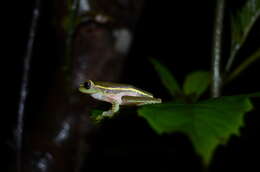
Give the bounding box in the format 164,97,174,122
138,94,258,165
91,109,103,117
183,71,210,99
230,0,260,56
226,0,260,76
149,58,181,97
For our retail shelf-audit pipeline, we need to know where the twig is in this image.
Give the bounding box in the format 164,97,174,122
211,0,225,98
225,47,260,83
16,0,41,171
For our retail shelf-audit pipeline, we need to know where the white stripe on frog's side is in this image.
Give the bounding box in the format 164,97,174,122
91,92,140,105
91,93,106,102
95,85,153,98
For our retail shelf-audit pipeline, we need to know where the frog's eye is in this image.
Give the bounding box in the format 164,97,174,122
84,81,91,89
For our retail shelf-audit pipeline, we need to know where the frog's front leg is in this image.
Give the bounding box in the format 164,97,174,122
97,102,120,120
103,102,120,116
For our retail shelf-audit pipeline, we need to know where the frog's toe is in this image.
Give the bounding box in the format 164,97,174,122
95,110,116,121
96,115,104,121
101,111,114,117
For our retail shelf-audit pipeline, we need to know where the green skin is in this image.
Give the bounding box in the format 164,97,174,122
79,80,162,120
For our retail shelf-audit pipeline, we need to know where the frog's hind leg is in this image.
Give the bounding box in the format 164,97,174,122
122,96,162,106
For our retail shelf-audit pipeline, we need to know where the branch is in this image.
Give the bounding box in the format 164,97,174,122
16,0,41,171
225,47,260,83
211,0,225,98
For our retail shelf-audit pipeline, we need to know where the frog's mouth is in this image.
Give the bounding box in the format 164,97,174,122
78,86,85,93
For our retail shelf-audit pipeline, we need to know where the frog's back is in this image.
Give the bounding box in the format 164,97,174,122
94,81,153,97
94,81,133,88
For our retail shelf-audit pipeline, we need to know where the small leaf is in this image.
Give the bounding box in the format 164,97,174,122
90,109,104,122
150,58,181,97
138,93,259,165
183,71,210,99
91,109,103,117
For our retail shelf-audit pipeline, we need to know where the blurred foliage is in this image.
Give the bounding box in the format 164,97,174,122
137,58,260,166
230,0,260,53
227,0,260,77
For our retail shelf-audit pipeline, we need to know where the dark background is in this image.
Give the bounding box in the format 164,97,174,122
3,0,260,171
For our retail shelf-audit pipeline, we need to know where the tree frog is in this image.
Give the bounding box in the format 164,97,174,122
79,80,162,120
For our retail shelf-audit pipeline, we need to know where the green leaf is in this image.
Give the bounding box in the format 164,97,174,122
91,109,103,118
149,58,181,97
231,0,260,48
229,0,260,67
183,71,210,99
138,94,258,165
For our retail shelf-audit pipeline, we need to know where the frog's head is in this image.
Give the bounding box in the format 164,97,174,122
79,80,100,94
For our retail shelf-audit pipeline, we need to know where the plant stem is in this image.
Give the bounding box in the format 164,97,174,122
16,0,41,171
225,48,260,83
63,0,79,73
211,0,225,98
66,0,79,52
